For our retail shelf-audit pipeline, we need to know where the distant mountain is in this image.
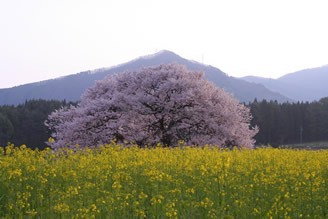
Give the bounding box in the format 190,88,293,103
242,65,328,101
0,50,290,105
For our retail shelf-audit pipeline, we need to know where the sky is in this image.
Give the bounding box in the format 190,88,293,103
0,0,327,89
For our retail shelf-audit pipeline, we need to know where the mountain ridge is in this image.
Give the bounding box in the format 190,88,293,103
0,50,290,105
242,65,328,101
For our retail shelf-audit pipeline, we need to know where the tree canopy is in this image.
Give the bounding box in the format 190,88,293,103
46,64,257,149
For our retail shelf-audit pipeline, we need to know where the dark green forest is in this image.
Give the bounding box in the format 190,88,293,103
0,98,328,149
248,97,328,146
0,100,73,149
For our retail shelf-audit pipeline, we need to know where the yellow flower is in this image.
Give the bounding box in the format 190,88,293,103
48,137,55,143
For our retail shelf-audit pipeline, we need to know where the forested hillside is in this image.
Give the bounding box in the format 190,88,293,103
248,97,328,146
0,100,74,149
1,98,328,149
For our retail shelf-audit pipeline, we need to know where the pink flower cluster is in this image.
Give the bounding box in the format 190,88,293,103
46,63,257,149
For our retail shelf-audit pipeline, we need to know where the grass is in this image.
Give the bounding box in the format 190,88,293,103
1,143,328,218
280,141,328,150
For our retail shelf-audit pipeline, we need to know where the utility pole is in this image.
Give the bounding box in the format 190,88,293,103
300,125,303,144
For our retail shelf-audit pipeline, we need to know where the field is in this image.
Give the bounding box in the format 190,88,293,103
281,141,328,150
1,143,328,218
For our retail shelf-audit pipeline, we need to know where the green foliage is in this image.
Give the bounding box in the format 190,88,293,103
0,99,75,149
248,97,328,146
1,145,328,218
0,112,14,143
1,97,328,149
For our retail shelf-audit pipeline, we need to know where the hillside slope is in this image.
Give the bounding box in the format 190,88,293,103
242,65,328,101
0,50,290,105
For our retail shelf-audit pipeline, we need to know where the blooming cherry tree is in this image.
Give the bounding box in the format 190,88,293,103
46,63,257,149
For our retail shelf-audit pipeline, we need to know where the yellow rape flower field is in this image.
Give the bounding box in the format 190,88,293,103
1,143,328,218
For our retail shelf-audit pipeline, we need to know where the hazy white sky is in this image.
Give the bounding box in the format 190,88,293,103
0,0,327,88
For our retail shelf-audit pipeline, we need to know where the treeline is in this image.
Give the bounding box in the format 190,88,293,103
248,97,328,146
0,100,74,149
0,98,328,149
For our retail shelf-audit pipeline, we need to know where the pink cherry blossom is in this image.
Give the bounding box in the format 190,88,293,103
46,63,257,149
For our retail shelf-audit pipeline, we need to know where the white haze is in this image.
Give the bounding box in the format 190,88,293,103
0,0,327,88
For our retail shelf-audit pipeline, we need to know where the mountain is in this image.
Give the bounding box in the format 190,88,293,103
242,65,328,101
0,50,290,105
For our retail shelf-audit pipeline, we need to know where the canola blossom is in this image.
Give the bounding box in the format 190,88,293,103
1,143,328,218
